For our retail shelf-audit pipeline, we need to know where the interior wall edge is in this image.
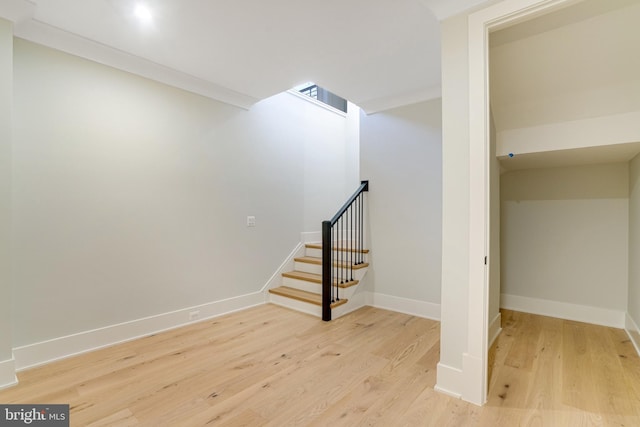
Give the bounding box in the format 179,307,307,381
625,312,640,357
260,242,305,293
0,358,17,391
488,312,502,347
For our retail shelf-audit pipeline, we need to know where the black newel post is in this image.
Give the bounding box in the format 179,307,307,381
322,220,332,321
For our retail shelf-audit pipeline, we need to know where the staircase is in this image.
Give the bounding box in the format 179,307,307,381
269,180,369,320
268,242,369,319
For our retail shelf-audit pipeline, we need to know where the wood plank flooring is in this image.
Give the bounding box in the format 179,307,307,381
1,305,639,426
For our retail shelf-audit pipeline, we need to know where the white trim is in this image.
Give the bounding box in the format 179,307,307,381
488,312,502,347
0,0,35,24
13,292,265,371
0,357,17,390
13,19,257,110
417,0,502,21
359,85,442,115
625,313,640,358
366,292,440,321
462,352,484,403
501,293,625,328
435,362,463,399
467,4,491,406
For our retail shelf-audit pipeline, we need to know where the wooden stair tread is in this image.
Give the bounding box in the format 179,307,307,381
268,286,347,308
282,271,359,288
294,256,369,270
305,243,370,254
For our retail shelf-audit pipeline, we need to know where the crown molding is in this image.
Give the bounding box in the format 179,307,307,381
12,18,258,110
359,84,442,114
0,0,35,25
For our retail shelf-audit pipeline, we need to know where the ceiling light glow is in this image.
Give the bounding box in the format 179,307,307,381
134,4,152,24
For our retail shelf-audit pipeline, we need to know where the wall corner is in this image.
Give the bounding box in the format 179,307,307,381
0,357,17,391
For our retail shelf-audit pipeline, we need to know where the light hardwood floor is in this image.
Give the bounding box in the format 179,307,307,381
1,305,639,426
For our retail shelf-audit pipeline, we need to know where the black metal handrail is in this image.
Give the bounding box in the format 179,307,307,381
322,180,369,321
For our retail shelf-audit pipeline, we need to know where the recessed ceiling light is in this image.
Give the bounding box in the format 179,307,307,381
134,4,152,24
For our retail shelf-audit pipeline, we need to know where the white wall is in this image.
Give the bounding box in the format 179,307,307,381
0,18,14,385
345,102,361,198
359,99,442,309
490,1,640,133
303,102,360,231
11,39,358,349
628,154,640,343
501,163,629,323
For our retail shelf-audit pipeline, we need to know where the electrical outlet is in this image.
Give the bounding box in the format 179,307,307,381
189,311,200,321
247,216,256,227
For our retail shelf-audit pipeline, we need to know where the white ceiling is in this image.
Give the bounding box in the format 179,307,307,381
0,0,493,113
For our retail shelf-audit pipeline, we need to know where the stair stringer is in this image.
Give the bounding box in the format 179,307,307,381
261,242,306,295
331,274,370,318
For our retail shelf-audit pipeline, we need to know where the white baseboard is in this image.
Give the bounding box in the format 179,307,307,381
435,357,486,406
501,293,625,328
625,313,640,357
366,292,440,321
489,312,502,347
434,362,463,399
13,292,265,372
0,357,17,390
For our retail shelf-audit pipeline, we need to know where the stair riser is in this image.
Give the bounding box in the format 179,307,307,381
282,276,321,293
292,262,368,280
269,294,322,317
305,247,369,262
280,277,360,300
